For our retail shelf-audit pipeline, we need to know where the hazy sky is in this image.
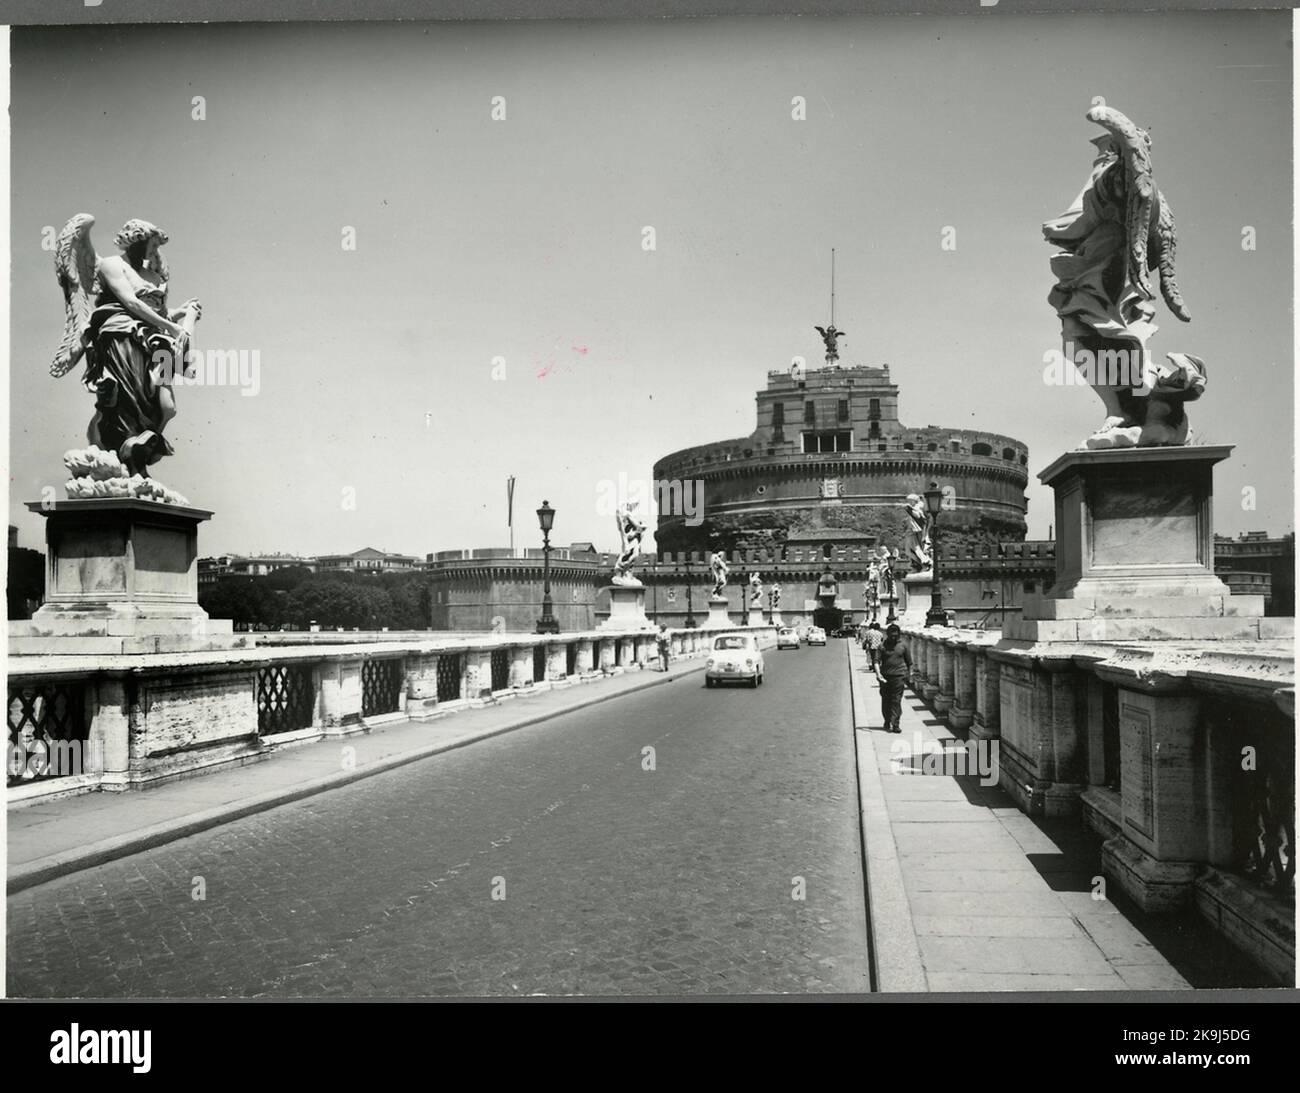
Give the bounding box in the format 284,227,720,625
8,12,1292,557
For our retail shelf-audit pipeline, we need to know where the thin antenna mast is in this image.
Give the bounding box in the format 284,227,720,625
830,248,836,328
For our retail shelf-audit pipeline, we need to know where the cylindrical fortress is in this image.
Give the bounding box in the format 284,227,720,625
653,363,1029,555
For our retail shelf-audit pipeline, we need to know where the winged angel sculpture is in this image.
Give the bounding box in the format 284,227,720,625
50,214,202,503
1043,105,1206,449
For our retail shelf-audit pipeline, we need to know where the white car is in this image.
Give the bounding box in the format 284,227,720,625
706,632,765,688
776,627,800,650
806,627,827,646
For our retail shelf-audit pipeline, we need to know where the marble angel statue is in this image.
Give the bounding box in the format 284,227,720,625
903,495,933,572
709,550,729,598
612,504,646,586
1043,105,1205,449
51,215,202,494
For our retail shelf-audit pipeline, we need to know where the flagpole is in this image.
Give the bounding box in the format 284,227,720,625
507,476,515,555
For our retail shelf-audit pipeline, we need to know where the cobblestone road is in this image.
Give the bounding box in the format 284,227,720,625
8,641,870,997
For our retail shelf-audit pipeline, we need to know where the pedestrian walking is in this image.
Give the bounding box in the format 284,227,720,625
657,626,671,672
869,623,911,733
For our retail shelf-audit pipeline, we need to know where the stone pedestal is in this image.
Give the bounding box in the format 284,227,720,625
746,605,765,627
10,499,242,655
1007,446,1279,642
598,584,654,631
704,596,733,629
899,572,933,627
770,610,784,628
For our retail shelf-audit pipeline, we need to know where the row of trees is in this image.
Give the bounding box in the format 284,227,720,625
198,568,432,631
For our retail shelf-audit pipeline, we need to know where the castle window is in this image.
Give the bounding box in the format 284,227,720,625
772,402,785,427
804,401,816,425
868,420,880,439
927,442,938,452
903,442,914,450
802,431,852,454
1002,447,1015,460
837,399,849,423
868,398,881,420
972,442,992,457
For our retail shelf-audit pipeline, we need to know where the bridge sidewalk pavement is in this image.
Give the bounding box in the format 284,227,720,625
8,655,705,895
847,640,1191,993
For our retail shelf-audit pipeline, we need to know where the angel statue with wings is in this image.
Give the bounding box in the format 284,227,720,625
612,503,646,587
903,494,933,572
709,550,729,598
1044,105,1205,450
814,324,845,364
51,214,202,477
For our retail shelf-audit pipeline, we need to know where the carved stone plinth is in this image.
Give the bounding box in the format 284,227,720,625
899,571,933,627
704,596,733,629
1007,446,1285,642
598,584,654,631
10,499,242,655
746,605,765,627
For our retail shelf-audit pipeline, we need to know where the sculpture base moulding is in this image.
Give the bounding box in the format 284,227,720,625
10,498,244,655
598,584,655,631
704,596,733,629
1006,446,1290,643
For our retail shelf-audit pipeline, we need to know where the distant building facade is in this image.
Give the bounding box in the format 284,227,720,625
200,553,318,586
315,547,419,573
652,361,1030,557
425,544,616,632
639,531,1056,632
1214,531,1294,616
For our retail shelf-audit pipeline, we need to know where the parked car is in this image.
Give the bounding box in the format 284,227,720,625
776,627,800,650
706,632,765,687
805,627,827,646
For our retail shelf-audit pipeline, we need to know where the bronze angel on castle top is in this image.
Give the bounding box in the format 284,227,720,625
51,214,202,502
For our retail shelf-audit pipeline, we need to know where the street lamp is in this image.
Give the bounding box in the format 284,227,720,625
923,481,947,627
536,500,559,634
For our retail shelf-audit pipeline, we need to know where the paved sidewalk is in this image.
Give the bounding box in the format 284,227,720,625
847,640,1190,992
8,657,705,894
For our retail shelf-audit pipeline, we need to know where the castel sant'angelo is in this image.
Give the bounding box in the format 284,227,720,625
652,328,1031,558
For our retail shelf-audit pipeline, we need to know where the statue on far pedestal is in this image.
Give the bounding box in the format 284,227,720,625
1044,105,1205,450
748,572,763,606
611,504,646,587
865,561,881,623
770,582,782,611
51,215,203,488
709,550,729,598
902,495,933,572
877,545,897,599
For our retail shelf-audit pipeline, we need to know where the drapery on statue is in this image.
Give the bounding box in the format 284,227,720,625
709,550,729,598
1044,105,1206,450
52,215,202,479
903,494,933,572
814,324,845,363
612,504,646,586
748,572,763,606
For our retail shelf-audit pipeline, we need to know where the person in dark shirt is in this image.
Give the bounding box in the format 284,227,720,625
870,623,912,733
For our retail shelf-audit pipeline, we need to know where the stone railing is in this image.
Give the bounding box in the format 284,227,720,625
6,626,744,801
900,624,1296,984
